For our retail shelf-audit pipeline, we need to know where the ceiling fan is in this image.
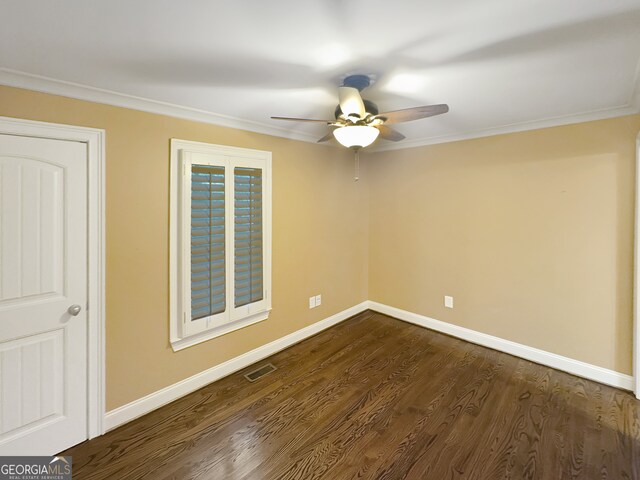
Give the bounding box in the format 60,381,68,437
271,74,449,149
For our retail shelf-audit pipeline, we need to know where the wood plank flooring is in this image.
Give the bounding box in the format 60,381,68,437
64,311,640,479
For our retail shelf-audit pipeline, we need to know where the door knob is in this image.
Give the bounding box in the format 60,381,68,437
67,304,82,316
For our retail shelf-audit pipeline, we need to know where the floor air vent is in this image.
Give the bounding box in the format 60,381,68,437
244,363,277,382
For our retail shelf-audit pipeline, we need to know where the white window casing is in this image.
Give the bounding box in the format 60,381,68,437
170,139,272,351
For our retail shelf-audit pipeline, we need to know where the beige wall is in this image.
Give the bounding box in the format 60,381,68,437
367,115,640,375
0,85,369,410
1,84,638,409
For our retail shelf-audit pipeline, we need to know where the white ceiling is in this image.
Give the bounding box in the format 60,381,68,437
1,0,640,150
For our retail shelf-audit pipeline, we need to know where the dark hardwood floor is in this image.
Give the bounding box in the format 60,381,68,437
64,311,640,479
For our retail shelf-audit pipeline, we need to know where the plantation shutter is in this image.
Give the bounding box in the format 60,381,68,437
234,167,264,307
191,164,226,320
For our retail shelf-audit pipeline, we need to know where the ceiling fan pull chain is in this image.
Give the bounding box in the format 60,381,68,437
354,147,360,182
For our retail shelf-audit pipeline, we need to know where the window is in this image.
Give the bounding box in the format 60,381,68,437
170,140,272,350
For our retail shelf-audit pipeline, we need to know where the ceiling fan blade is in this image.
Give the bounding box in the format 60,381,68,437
376,104,449,124
317,131,335,143
271,116,333,123
338,86,366,119
377,125,406,142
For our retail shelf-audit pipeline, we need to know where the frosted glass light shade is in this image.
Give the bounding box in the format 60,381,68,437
333,125,380,148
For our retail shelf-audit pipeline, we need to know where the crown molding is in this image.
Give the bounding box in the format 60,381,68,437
370,103,640,152
373,56,640,152
0,68,319,144
1,68,638,153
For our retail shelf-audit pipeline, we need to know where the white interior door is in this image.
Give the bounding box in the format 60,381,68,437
0,133,88,455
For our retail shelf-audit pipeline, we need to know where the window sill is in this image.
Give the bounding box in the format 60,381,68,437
170,309,271,352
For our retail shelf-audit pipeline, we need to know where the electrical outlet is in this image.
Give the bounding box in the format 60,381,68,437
315,294,322,306
444,296,454,308
309,296,316,309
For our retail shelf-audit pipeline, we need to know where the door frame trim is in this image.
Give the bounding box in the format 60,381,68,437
0,115,106,438
635,132,640,399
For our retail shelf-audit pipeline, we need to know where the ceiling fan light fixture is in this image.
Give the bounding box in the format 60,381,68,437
333,125,380,148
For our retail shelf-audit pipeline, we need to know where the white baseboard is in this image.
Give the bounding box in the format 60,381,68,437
105,299,635,432
368,301,635,392
104,301,369,431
